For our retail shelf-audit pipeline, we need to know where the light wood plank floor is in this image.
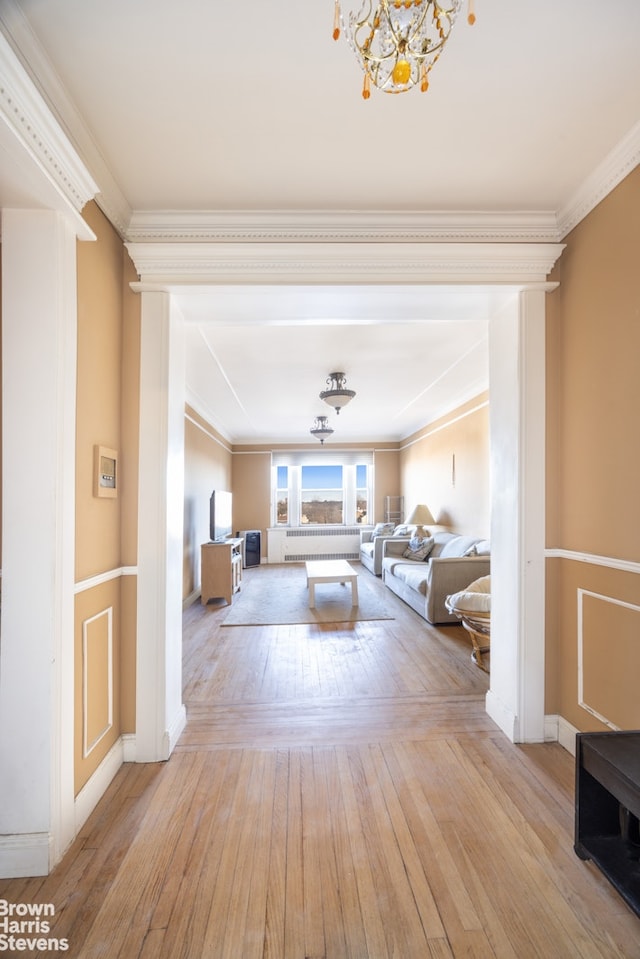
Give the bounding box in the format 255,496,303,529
2,565,640,957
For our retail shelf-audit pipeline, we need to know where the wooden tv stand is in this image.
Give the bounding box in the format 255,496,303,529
575,730,640,918
201,538,243,606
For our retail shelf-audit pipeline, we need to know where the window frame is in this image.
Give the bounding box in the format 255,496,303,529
271,456,372,527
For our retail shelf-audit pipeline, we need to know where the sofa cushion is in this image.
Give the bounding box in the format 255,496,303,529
360,542,374,558
438,535,481,559
371,522,395,537
464,539,491,556
429,531,458,557
403,535,434,561
393,562,430,596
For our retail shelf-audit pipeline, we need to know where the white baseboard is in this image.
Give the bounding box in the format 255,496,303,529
0,832,50,879
485,689,519,741
182,588,200,610
74,736,125,835
164,704,187,758
122,732,137,762
558,716,579,756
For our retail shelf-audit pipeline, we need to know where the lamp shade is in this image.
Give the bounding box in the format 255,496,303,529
406,504,435,526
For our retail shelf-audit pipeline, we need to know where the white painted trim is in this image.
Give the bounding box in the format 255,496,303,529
74,565,137,594
184,407,233,451
485,689,518,742
82,608,114,757
127,241,565,285
136,292,187,762
0,832,50,879
183,588,200,610
399,398,489,450
544,713,559,743
0,30,97,239
557,119,640,239
126,209,563,243
557,716,580,757
545,548,640,576
0,0,128,236
164,705,187,758
74,737,125,835
122,733,137,763
576,588,640,731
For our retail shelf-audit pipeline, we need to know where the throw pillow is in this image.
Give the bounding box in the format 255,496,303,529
403,535,434,561
371,522,394,537
393,524,411,536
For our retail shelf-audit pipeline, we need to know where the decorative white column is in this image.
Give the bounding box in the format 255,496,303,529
135,291,187,761
0,210,77,876
486,287,548,743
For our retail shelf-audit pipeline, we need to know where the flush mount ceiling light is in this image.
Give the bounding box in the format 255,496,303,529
310,416,335,444
333,0,476,99
319,372,356,415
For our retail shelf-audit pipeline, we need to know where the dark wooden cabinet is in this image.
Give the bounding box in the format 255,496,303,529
575,730,640,917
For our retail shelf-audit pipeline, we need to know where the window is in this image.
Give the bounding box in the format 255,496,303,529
356,463,369,525
276,465,288,524
301,464,343,524
272,455,372,527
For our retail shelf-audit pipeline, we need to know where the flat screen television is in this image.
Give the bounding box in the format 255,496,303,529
210,490,233,542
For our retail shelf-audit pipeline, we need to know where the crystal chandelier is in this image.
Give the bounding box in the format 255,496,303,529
333,0,476,99
319,372,356,414
310,416,334,444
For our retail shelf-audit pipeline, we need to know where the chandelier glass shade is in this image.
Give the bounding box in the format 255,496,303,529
319,372,356,414
333,0,476,98
310,416,335,444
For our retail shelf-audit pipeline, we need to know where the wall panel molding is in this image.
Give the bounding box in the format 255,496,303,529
577,588,640,730
546,548,640,576
82,607,113,758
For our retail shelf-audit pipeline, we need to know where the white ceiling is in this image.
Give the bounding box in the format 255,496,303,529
2,0,640,443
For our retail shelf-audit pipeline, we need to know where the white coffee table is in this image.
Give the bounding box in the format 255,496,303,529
305,559,359,608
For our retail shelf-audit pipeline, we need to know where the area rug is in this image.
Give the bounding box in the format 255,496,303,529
222,564,394,626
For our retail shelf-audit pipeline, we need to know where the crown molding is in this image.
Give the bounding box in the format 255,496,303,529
557,119,640,238
0,29,98,237
126,209,562,245
0,0,131,236
126,240,565,285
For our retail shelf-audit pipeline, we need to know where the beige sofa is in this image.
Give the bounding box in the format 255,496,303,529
359,524,412,575
382,531,490,624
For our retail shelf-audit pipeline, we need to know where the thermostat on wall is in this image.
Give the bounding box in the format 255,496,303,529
94,445,118,498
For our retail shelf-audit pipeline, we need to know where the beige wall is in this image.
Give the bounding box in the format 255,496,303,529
183,406,232,600
232,451,271,550
545,166,640,730
74,201,140,792
400,394,490,537
372,450,401,524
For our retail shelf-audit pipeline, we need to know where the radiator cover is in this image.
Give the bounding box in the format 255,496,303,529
267,527,361,563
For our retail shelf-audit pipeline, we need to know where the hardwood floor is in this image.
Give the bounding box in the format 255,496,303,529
2,565,640,957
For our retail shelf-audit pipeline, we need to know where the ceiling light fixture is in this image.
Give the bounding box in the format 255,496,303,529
319,372,356,414
310,416,334,444
333,0,476,99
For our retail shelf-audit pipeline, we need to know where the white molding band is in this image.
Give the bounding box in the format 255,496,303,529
126,209,563,244
0,832,50,879
75,566,137,594
557,119,640,239
0,30,97,239
545,548,640,576
127,242,566,286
